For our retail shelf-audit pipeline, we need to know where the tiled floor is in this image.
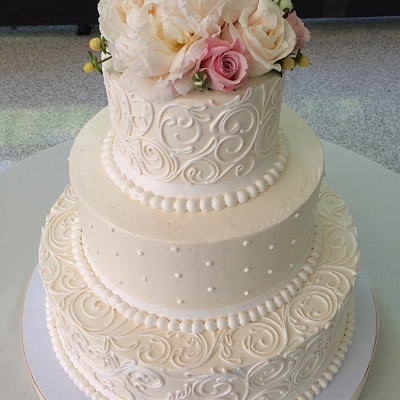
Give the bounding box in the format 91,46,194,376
1,18,399,173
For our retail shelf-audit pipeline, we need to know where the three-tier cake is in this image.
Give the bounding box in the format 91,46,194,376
39,0,359,398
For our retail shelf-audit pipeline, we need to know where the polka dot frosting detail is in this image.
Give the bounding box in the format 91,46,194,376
269,245,275,250
71,215,323,334
268,270,273,275
243,241,251,247
113,250,119,256
109,227,115,232
295,213,299,219
137,250,144,256
206,261,213,267
207,287,215,293
171,247,179,253
244,268,250,273
175,273,182,278
292,239,296,245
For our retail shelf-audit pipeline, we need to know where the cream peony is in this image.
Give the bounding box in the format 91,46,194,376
222,0,296,76
98,0,225,102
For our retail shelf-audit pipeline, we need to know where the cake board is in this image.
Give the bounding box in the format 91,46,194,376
21,263,377,400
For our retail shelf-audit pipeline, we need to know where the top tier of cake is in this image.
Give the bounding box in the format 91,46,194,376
103,65,286,206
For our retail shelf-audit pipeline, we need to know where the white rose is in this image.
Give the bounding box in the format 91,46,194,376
99,0,225,102
222,0,296,76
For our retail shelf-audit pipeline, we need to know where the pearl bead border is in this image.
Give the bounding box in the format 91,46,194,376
44,295,355,400
71,215,323,334
101,131,289,213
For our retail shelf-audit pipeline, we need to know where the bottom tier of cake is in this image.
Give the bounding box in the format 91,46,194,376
39,183,359,400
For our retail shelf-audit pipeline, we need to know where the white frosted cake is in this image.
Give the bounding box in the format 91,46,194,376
39,1,359,399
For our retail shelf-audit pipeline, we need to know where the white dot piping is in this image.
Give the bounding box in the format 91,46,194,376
71,215,323,334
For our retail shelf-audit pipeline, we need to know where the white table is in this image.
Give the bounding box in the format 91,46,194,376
1,118,400,399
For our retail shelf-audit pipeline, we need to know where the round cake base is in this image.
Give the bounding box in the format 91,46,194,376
22,263,377,400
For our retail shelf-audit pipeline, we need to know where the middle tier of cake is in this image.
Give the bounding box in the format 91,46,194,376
69,104,324,323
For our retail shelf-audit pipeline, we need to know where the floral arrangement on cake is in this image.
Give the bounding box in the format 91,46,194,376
84,0,310,102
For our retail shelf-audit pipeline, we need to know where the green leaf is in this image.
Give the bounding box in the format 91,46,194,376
192,71,210,92
101,36,108,54
94,64,103,75
87,51,94,62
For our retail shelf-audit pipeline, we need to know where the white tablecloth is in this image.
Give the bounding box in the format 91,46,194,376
1,116,399,399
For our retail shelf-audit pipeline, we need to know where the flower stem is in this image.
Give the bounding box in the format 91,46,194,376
97,56,112,65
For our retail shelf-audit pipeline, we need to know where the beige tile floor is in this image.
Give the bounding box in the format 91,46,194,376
1,18,399,173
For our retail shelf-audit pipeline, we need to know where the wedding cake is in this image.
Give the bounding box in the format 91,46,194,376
39,0,359,399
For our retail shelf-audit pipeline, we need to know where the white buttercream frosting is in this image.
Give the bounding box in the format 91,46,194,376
69,106,324,312
103,65,286,204
71,213,322,329
39,182,359,400
38,59,360,400
102,130,288,212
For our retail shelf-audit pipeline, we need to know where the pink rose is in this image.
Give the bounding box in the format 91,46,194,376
198,37,249,92
286,11,311,50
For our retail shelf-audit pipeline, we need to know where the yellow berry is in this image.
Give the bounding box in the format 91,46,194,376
282,57,296,71
89,38,103,51
298,55,310,68
83,62,95,73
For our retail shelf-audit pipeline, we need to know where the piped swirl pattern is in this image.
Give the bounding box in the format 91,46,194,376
39,183,359,400
103,67,285,202
45,297,355,400
101,132,288,212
